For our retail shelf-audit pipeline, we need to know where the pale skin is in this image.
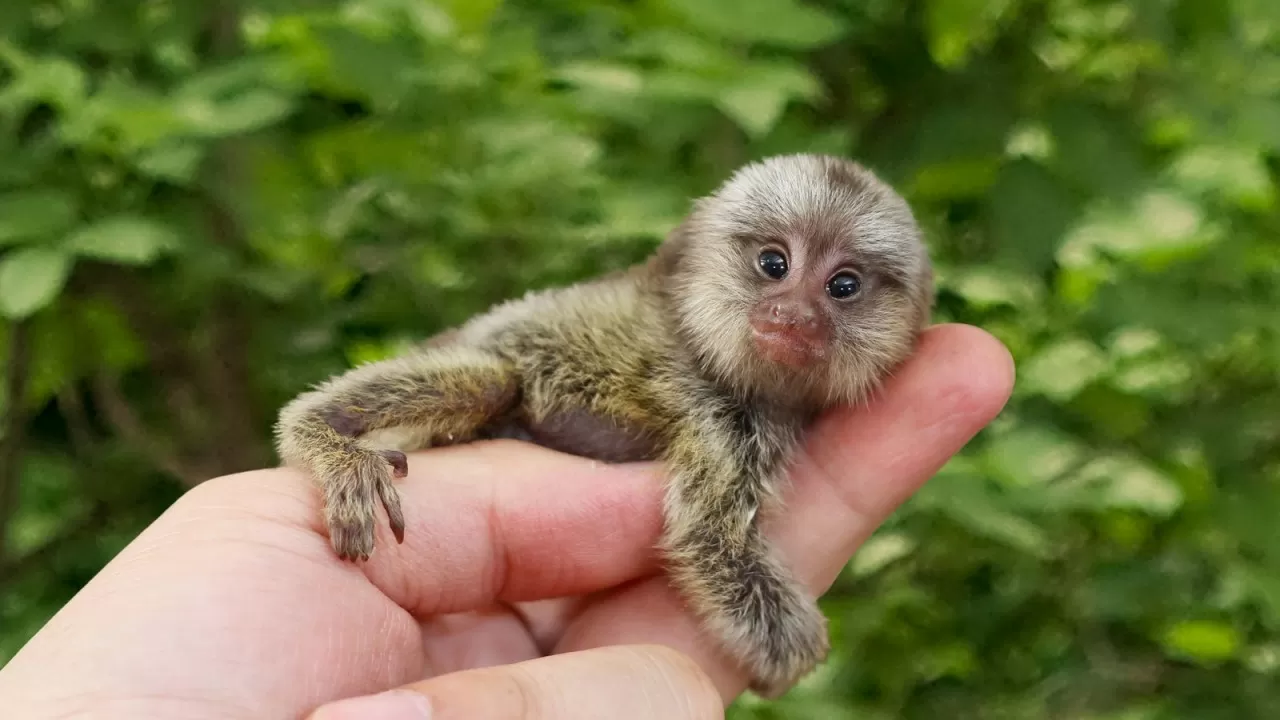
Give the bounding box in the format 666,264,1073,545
0,324,1013,719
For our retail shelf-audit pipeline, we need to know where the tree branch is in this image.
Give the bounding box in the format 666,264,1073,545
79,267,214,446
57,387,96,455
192,210,270,473
181,0,271,474
0,320,33,564
90,373,209,487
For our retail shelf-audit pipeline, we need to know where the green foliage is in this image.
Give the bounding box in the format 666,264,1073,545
2,0,1279,716
0,247,72,318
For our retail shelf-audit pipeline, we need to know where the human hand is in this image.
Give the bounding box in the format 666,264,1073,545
0,324,1013,719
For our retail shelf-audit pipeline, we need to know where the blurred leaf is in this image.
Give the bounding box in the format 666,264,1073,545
851,532,917,577
77,298,147,372
176,54,302,102
1234,98,1280,152
0,246,73,318
1242,562,1280,629
1071,384,1151,438
1220,484,1280,564
915,470,1052,557
918,641,977,681
1129,191,1220,264
668,0,848,49
925,0,1019,68
1160,620,1241,665
435,0,504,34
177,89,296,138
911,158,1001,199
1047,103,1145,198
1170,144,1274,211
1096,458,1183,517
134,142,206,184
716,60,822,137
310,25,421,107
343,336,419,366
0,52,87,114
1020,336,1108,401
988,159,1081,271
1111,355,1193,398
1053,454,1184,517
903,100,1013,199
943,266,1041,309
1106,327,1163,359
0,190,79,245
596,183,690,239
57,78,188,153
64,215,181,265
8,453,83,556
1090,278,1268,347
987,425,1086,486
554,62,645,95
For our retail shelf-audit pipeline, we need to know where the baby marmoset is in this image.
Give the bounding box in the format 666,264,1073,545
275,153,934,696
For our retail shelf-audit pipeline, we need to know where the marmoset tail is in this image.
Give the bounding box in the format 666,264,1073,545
274,153,934,697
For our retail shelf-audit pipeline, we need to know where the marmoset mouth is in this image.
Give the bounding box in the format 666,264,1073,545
751,328,826,368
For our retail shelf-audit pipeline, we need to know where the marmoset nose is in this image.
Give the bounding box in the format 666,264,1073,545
771,301,815,325
757,300,823,339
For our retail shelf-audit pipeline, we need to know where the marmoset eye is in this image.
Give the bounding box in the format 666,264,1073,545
758,250,788,280
826,272,861,299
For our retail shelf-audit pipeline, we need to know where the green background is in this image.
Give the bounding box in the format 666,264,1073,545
2,0,1279,716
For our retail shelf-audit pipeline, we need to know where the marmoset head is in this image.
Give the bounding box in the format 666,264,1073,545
660,154,933,408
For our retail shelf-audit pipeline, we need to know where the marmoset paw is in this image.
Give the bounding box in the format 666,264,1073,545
320,448,408,561
741,594,830,699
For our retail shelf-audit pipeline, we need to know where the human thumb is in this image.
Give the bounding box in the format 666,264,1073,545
308,644,725,719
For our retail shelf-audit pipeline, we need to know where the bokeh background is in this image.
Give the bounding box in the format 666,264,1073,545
2,0,1279,716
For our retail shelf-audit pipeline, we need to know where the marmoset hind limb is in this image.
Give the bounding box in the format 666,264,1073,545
275,153,934,697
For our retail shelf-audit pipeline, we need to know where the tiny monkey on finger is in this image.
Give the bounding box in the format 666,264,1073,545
274,154,934,697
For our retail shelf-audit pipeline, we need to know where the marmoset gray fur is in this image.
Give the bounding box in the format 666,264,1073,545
274,153,934,697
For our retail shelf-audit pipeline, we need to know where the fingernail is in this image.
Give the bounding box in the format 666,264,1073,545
312,690,432,719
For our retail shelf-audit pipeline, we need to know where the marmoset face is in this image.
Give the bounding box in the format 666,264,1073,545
668,154,933,407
